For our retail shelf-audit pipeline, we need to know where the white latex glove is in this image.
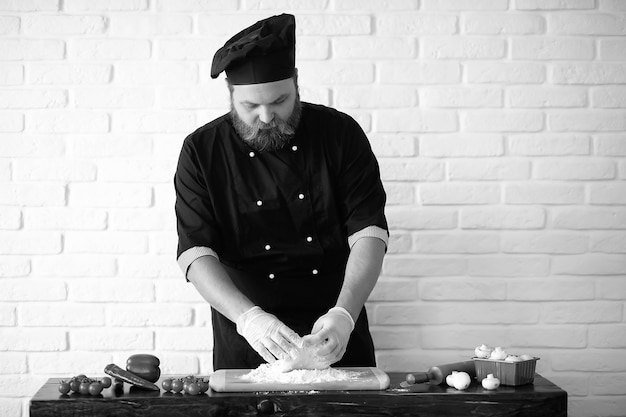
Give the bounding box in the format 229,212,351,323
301,307,355,365
236,306,302,364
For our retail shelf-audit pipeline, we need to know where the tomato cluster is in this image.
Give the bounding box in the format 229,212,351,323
161,376,209,395
58,375,112,396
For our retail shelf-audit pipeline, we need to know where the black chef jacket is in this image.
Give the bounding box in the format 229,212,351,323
174,102,388,370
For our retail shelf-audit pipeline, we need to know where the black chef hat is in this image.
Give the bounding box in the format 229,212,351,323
210,14,296,85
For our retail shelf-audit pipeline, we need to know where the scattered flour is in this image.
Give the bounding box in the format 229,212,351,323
240,362,364,384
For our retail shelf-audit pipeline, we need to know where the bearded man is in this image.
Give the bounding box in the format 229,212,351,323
174,14,388,371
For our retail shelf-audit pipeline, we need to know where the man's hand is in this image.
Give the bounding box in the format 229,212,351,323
236,306,302,363
302,307,355,365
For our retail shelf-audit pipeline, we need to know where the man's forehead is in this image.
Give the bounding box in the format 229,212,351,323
232,78,295,102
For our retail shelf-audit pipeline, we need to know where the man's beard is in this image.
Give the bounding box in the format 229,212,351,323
231,95,302,152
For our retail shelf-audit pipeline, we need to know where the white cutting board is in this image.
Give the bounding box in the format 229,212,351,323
209,367,390,392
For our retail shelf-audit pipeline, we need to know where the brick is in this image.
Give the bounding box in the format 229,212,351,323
551,63,626,84
420,86,502,108
67,134,152,158
0,0,59,11
75,88,155,109
150,231,178,256
467,255,550,277
600,0,626,11
0,64,22,85
298,61,374,84
461,206,546,229
551,349,626,372
508,134,590,156
377,13,457,35
379,159,444,181
18,303,105,326
590,373,626,395
449,159,531,180
373,303,459,325
590,232,626,253
64,232,148,254
0,207,21,229
108,14,191,36
113,111,196,133
422,37,506,59
157,353,200,375
28,63,112,85
507,277,594,301
0,89,67,109
33,255,117,277
505,183,585,205
69,183,152,208
385,207,458,230
0,132,65,156
0,16,19,35
534,158,616,180
0,231,61,254
549,110,626,132
335,86,415,109
420,326,510,350
0,258,31,278
98,159,176,183
370,328,420,349
334,37,415,59
379,62,461,84
65,0,147,10
369,278,418,301
109,208,175,231
156,328,213,350
296,37,330,60
509,86,587,108
597,277,626,300
463,13,545,34
14,159,96,181
549,13,626,35
502,232,588,254
70,39,151,60
463,110,544,132
369,135,416,157
554,254,626,275
466,62,545,84
118,255,180,278
515,0,594,9
545,302,623,324
508,326,587,347
377,109,457,132
0,305,15,325
420,277,505,300
0,328,66,351
0,279,66,301
383,256,467,276
68,279,154,302
0,183,66,206
245,0,328,9
0,353,27,374
157,0,237,11
27,110,109,133
420,134,504,157
156,39,223,61
414,233,499,254
462,302,543,323
512,37,594,60
22,15,106,35
599,39,626,61
155,280,205,302
0,39,64,60
159,86,228,109
421,0,508,9
301,14,372,35
70,328,153,351
24,208,106,230
333,0,416,10
29,352,113,374
107,304,193,326
421,183,500,205
0,112,23,132
592,86,626,108
590,183,626,205
0,160,9,180
552,207,626,229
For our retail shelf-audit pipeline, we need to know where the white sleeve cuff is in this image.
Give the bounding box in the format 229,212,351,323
177,246,219,277
347,225,389,249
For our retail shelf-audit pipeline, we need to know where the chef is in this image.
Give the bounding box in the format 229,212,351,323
174,13,388,370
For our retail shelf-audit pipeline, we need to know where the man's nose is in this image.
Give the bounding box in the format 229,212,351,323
258,106,274,124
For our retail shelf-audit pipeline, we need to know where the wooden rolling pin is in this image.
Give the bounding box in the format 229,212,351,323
410,360,476,385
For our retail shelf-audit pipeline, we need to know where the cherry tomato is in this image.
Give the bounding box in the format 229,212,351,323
161,379,173,392
198,380,209,394
58,382,71,395
101,377,112,388
171,379,183,393
185,382,200,395
69,379,81,392
406,373,416,385
79,381,91,395
89,382,103,396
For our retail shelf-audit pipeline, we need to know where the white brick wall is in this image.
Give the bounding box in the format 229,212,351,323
1,2,625,416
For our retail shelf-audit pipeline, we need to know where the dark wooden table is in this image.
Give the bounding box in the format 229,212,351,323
30,373,567,416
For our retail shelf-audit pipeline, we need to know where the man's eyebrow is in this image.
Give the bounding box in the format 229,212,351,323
241,94,289,106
